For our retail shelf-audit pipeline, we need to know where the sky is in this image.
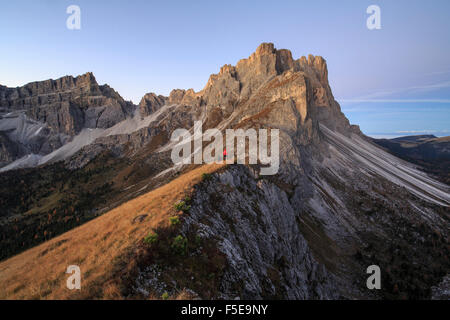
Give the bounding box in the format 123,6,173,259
1,0,449,137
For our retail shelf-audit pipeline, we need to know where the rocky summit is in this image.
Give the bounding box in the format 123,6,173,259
0,72,134,167
0,43,448,300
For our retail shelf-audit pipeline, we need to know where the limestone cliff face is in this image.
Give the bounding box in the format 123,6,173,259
0,73,136,167
196,43,348,130
0,72,134,136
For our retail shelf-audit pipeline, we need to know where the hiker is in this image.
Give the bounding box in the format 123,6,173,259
223,148,227,161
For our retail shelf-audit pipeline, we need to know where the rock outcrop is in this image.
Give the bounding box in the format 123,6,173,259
139,92,167,117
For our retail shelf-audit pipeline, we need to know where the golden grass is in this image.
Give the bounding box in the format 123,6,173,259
0,163,224,299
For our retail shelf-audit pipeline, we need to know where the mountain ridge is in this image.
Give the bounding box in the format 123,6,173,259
0,43,448,300
0,42,356,174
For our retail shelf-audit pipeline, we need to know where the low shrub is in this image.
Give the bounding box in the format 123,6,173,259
174,201,191,213
169,216,180,226
143,232,158,245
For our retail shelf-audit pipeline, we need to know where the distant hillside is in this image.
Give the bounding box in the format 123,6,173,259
390,135,437,143
372,135,450,185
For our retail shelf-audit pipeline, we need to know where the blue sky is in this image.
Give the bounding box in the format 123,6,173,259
1,0,449,137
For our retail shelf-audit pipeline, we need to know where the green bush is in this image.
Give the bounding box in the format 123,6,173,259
143,232,158,245
169,216,180,226
161,291,169,300
174,201,191,213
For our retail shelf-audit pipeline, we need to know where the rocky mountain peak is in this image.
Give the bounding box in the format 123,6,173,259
219,64,237,76
0,72,135,165
298,54,328,86
139,92,167,117
254,42,276,55
135,43,348,141
25,72,100,97
196,44,347,134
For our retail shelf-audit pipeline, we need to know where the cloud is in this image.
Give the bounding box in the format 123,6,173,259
396,130,437,133
338,80,450,103
424,70,450,76
338,99,450,104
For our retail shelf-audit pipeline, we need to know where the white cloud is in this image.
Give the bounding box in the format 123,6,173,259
338,99,450,104
396,130,437,133
338,80,450,103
